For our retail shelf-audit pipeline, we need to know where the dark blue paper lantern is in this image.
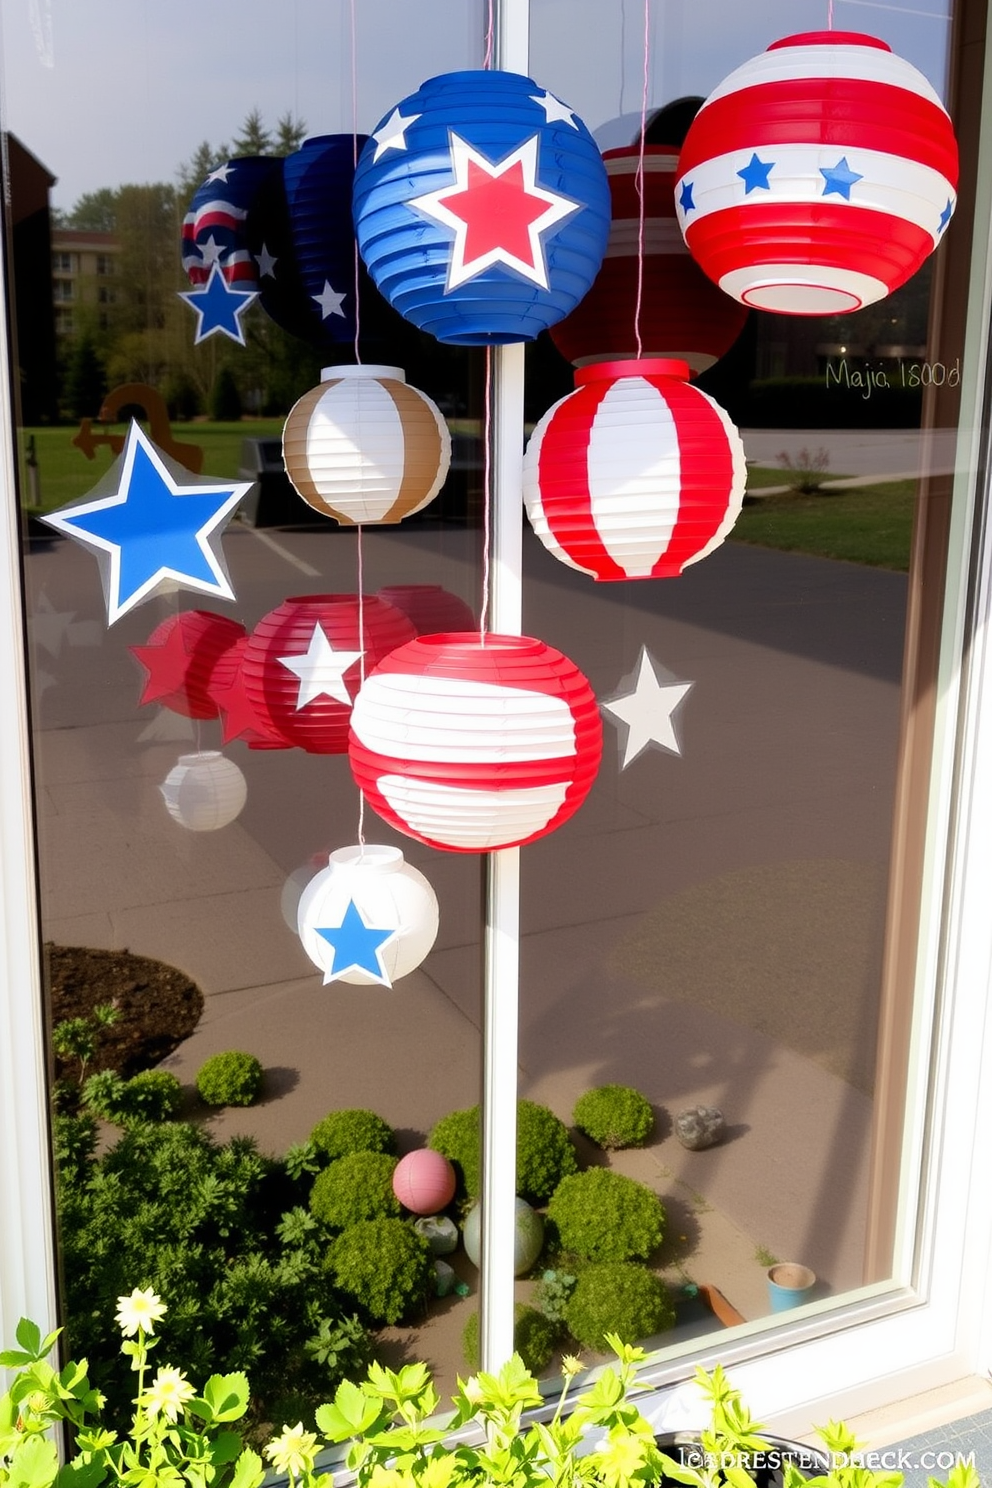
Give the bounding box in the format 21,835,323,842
353,71,611,345
181,157,280,288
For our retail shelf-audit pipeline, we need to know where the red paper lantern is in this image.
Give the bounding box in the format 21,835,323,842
550,146,747,372
375,585,475,636
392,1149,457,1215
522,358,746,581
131,611,246,719
206,636,291,749
675,31,959,315
349,632,602,852
242,594,416,754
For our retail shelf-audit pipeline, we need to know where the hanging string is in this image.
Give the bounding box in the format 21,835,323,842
634,0,650,359
483,0,494,69
350,0,362,361
827,0,835,26
348,0,366,854
356,522,367,852
479,345,493,643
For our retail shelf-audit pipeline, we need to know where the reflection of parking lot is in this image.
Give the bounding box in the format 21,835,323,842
743,426,957,479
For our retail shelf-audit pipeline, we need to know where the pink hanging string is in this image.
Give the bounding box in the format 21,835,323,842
480,345,493,644
348,0,366,852
634,0,650,359
483,0,494,69
827,0,835,26
350,0,362,362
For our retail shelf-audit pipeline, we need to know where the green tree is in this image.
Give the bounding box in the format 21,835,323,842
61,187,117,232
176,139,230,202
210,365,242,421
232,107,273,156
62,334,107,419
275,111,308,155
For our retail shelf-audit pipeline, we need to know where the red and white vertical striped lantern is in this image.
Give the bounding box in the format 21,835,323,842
675,31,959,314
522,358,746,581
550,147,747,372
348,633,602,852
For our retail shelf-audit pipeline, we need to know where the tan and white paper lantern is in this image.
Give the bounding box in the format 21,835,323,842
159,751,247,831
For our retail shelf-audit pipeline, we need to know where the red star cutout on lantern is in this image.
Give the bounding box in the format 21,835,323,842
408,133,580,290
207,637,289,748
130,611,244,719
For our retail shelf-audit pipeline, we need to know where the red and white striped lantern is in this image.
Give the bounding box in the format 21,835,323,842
131,610,246,719
242,594,416,754
550,147,747,372
349,633,602,852
522,358,746,581
675,31,959,315
282,365,451,525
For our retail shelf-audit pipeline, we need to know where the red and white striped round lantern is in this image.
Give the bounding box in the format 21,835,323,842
242,594,416,754
206,635,291,749
550,147,747,372
375,585,475,636
675,31,959,315
131,610,246,719
349,633,602,852
522,358,746,581
283,365,451,525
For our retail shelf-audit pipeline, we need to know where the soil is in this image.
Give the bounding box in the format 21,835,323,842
46,942,203,1082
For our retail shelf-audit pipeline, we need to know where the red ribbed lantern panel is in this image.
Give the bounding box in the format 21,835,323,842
131,610,246,719
206,636,292,749
375,585,475,636
348,632,602,852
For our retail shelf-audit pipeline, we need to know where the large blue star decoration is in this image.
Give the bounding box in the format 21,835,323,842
819,156,863,201
178,262,258,345
315,899,398,986
41,421,250,625
737,152,774,194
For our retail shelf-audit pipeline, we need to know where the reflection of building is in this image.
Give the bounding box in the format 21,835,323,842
5,133,57,423
50,228,121,336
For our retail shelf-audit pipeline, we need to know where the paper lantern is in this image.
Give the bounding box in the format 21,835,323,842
392,1149,457,1215
675,31,959,314
349,632,602,852
550,146,748,372
181,156,280,288
131,610,246,719
376,585,475,635
353,70,611,344
160,751,247,831
462,1198,544,1275
242,594,416,754
296,843,439,987
206,635,291,748
282,365,451,525
522,358,746,580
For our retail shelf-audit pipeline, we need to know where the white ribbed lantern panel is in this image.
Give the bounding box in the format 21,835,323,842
159,751,247,831
675,31,959,315
348,633,603,852
282,364,452,525
522,358,746,581
297,844,439,987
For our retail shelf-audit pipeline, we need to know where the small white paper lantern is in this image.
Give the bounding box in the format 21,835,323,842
159,751,247,831
296,843,439,987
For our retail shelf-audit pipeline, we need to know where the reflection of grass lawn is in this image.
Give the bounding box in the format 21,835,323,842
733,475,916,572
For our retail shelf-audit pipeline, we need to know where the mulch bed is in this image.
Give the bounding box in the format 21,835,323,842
46,943,203,1081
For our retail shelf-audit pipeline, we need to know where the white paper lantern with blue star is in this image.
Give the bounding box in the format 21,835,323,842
353,70,611,344
178,261,259,344
40,420,249,625
296,844,439,988
675,30,959,314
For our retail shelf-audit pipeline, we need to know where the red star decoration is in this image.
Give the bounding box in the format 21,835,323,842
409,133,580,290
207,636,290,748
131,610,244,719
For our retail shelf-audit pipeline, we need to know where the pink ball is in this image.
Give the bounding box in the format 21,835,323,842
392,1149,456,1215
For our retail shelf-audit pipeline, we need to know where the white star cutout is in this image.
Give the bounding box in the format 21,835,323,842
530,90,578,128
313,280,347,319
29,594,77,658
372,106,421,161
409,132,579,291
601,647,694,769
278,624,363,709
198,234,225,266
205,163,233,184
255,243,278,278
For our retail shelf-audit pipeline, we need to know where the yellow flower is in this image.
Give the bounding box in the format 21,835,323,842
561,1355,583,1380
460,1375,485,1405
114,1288,167,1337
140,1366,195,1423
265,1423,319,1478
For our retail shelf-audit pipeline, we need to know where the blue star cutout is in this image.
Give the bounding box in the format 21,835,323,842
939,198,954,234
679,180,696,213
819,156,863,200
178,262,258,345
40,421,249,625
737,153,774,194
316,899,397,986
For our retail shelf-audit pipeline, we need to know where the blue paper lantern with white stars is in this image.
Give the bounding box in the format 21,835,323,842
353,71,611,345
40,421,249,625
181,156,281,291
296,844,439,988
675,31,959,315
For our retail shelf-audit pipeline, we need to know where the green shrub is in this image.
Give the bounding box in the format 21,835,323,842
81,1069,129,1123
533,1268,577,1325
51,1111,98,1184
546,1169,664,1262
572,1084,654,1150
565,1262,675,1350
196,1051,263,1107
309,1152,400,1230
327,1218,433,1324
429,1098,577,1203
462,1303,558,1374
83,1069,183,1125
310,1108,395,1163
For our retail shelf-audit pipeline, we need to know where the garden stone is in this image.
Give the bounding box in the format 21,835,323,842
434,1259,457,1297
675,1105,725,1150
414,1214,459,1255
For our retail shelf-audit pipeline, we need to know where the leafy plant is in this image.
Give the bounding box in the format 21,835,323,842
309,1108,395,1163
196,1051,264,1108
326,1217,434,1325
547,1168,665,1261
51,1002,119,1088
82,1069,183,1125
776,445,831,493
565,1261,675,1350
572,1084,654,1150
429,1098,578,1203
462,1304,559,1374
309,1152,400,1230
533,1267,577,1324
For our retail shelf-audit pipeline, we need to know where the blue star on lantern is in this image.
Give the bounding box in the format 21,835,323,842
819,156,863,200
939,198,954,234
737,152,774,193
178,262,258,345
315,898,398,985
40,421,249,625
679,180,696,213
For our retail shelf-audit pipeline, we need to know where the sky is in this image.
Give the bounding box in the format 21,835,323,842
0,0,953,212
